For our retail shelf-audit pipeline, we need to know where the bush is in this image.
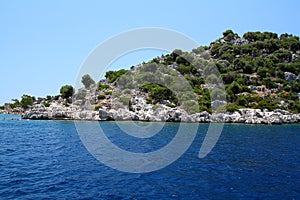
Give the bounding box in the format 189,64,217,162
228,81,243,94
291,81,300,93
222,72,237,84
98,95,106,100
123,89,131,94
176,65,198,75
182,100,199,114
166,103,176,108
105,69,128,83
253,97,279,111
186,76,204,88
81,74,95,88
141,63,158,73
198,89,211,111
192,46,206,54
272,50,292,62
43,101,51,107
94,105,102,111
223,29,236,41
119,97,131,106
98,83,110,90
21,94,35,110
76,92,86,100
226,103,241,112
60,85,74,99
236,95,248,106
140,83,178,104
135,72,157,84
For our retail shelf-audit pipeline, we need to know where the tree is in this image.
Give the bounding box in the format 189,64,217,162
229,81,243,94
223,29,236,41
171,49,183,60
10,99,21,109
81,74,95,88
222,72,237,84
192,46,206,54
105,69,128,83
21,94,35,110
60,85,74,99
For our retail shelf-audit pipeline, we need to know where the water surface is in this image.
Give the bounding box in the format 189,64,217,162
0,117,299,199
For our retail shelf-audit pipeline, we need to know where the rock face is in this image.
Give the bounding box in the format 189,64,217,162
22,102,99,121
22,102,300,124
284,72,300,82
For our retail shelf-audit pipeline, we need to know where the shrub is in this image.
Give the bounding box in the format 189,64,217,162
119,97,131,106
222,72,237,84
228,81,243,94
105,69,128,83
21,95,35,110
94,105,102,111
176,65,198,75
76,92,86,100
98,83,110,90
182,100,199,114
226,103,241,112
140,83,178,104
123,89,131,94
43,101,51,107
60,85,74,99
81,74,95,88
98,95,106,100
253,97,279,111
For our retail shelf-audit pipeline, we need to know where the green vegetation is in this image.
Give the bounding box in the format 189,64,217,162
5,30,300,114
98,83,110,90
43,101,51,107
60,85,74,99
119,97,131,106
150,30,300,113
81,74,95,88
20,95,35,110
206,30,300,113
94,105,102,111
197,89,212,113
98,94,106,100
140,83,178,104
75,91,86,100
105,69,128,83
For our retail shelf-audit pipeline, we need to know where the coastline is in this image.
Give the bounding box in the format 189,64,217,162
20,103,300,124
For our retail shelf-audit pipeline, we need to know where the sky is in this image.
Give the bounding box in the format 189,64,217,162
0,0,300,105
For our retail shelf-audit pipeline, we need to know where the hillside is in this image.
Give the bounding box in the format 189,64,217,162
95,30,300,114
2,30,300,123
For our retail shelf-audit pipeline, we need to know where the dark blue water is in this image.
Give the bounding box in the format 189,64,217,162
0,115,299,199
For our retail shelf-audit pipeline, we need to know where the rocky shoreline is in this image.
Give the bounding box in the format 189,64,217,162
22,102,300,124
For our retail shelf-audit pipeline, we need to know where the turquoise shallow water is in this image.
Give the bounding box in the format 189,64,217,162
0,115,299,199
0,114,21,120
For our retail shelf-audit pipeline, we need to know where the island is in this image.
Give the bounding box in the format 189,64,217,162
1,30,300,124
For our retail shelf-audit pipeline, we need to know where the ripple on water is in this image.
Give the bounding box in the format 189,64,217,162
0,121,299,199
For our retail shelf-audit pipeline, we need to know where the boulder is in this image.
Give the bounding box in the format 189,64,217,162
284,72,298,82
99,109,108,120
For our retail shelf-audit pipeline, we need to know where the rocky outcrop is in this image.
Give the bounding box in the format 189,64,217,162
284,72,300,82
22,102,99,121
22,102,300,124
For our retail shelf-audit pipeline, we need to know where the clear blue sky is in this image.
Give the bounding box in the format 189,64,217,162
1,0,300,105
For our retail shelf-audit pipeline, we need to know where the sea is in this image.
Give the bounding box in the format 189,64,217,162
0,114,299,199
